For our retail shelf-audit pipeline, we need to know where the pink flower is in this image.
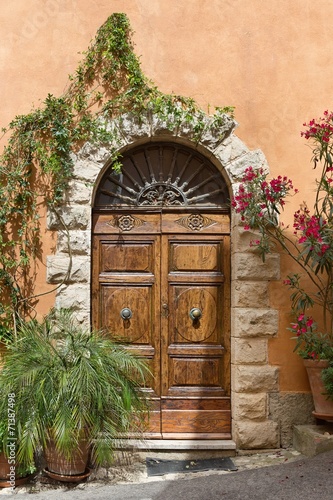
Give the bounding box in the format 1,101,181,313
306,317,314,328
319,244,330,255
249,239,260,247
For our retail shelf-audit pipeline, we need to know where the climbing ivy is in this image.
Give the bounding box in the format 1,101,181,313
0,13,234,338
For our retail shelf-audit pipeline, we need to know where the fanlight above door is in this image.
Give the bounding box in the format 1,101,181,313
94,142,229,209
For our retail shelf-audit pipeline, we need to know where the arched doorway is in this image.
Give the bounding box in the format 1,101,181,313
92,141,231,439
47,111,280,449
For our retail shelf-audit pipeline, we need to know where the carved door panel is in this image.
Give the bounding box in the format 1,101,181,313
92,212,231,439
160,213,231,438
92,213,162,436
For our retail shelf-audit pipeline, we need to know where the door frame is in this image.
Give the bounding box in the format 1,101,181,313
46,112,281,450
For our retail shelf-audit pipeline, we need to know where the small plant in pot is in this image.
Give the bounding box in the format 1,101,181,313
0,309,150,480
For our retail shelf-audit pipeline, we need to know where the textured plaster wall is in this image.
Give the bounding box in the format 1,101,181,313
1,0,332,399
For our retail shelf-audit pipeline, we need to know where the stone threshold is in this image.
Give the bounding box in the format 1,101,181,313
115,439,237,452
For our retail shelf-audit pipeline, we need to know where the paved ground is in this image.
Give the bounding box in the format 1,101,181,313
1,448,333,499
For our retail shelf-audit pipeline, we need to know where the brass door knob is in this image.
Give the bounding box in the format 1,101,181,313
189,308,202,320
120,307,132,320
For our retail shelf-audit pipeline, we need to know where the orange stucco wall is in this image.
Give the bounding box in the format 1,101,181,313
1,0,331,392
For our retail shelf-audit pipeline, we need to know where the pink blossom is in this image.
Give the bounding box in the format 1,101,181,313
319,244,330,256
249,239,260,247
306,317,314,328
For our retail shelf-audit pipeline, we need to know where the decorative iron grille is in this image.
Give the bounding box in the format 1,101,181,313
94,142,229,209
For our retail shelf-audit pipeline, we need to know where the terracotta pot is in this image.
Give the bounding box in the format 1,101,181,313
0,476,32,488
0,451,12,481
44,439,90,476
304,359,333,422
0,452,32,488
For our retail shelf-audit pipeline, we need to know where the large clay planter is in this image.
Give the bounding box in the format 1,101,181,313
304,359,333,422
44,439,90,477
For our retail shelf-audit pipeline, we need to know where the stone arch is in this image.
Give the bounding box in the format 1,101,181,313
46,111,280,449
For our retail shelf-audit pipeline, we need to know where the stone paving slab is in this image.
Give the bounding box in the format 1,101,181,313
0,447,306,496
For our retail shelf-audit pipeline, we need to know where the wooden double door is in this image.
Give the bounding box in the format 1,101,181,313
92,211,231,439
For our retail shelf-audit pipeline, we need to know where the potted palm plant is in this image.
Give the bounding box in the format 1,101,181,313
0,309,150,481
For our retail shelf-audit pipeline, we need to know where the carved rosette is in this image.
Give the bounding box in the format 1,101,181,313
175,214,217,231
106,214,145,231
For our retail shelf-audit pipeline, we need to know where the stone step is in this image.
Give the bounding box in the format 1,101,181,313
293,424,333,457
115,439,237,457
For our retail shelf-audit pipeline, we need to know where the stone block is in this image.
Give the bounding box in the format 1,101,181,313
234,420,279,449
227,149,269,181
198,115,236,150
149,114,177,137
57,230,91,255
232,281,269,308
232,308,279,338
72,159,102,182
232,393,267,421
232,365,279,393
232,338,268,364
66,179,93,205
117,112,151,141
231,225,263,253
293,425,333,457
232,253,280,280
214,134,249,166
47,205,91,230
55,284,90,312
78,143,113,164
269,393,315,448
74,309,90,326
47,256,90,283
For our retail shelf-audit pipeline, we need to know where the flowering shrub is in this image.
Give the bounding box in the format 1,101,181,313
290,314,333,360
232,167,297,258
232,111,333,362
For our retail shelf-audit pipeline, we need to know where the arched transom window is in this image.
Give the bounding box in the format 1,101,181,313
94,142,229,210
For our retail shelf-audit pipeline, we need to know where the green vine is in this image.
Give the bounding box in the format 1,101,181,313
0,13,234,338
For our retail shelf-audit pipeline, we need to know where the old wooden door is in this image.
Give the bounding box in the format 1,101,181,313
92,211,231,439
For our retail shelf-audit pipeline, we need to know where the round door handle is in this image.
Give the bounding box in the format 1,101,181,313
189,307,202,320
120,307,132,320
